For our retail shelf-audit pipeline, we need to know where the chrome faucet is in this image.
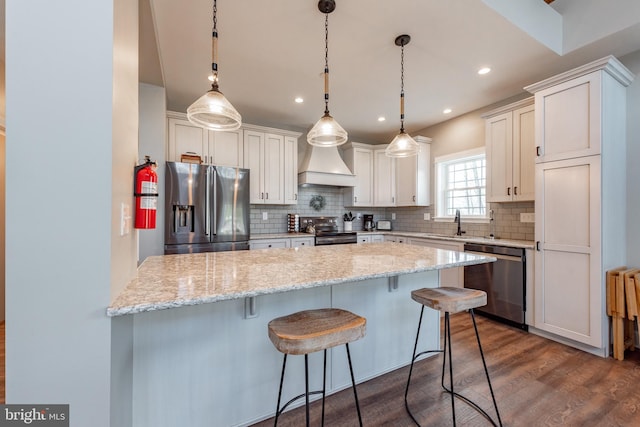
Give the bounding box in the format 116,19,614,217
454,209,465,236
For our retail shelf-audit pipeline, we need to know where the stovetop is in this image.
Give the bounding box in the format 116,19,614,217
299,216,355,236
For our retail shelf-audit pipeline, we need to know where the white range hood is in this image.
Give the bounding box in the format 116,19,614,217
298,145,356,187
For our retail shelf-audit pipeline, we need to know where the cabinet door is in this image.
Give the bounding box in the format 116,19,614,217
283,136,299,205
244,130,265,203
208,129,243,167
374,148,396,206
396,140,430,206
263,134,285,204
513,104,535,201
352,148,374,206
535,71,602,163
485,112,513,202
534,156,601,346
167,117,208,163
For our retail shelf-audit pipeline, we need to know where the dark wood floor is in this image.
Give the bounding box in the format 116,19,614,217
252,313,640,427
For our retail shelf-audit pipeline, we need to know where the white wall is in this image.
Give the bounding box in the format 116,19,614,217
6,2,138,427
623,50,640,267
138,84,167,263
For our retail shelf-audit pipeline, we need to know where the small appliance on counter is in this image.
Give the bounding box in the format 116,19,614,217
376,220,392,231
363,214,375,231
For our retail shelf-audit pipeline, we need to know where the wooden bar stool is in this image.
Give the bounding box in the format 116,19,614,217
268,308,366,426
405,287,502,427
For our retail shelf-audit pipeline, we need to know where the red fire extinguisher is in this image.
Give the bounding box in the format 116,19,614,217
134,156,158,229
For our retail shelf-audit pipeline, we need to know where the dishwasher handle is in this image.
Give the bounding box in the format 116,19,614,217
464,250,522,262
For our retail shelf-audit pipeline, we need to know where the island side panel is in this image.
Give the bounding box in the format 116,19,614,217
330,270,440,390
132,286,332,427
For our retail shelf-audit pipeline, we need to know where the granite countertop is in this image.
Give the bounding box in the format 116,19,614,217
107,243,495,317
250,231,534,249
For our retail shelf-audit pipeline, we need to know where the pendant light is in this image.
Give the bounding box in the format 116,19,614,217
187,0,242,131
307,0,348,147
386,34,420,158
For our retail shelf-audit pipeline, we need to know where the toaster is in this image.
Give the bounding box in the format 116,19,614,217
376,220,392,231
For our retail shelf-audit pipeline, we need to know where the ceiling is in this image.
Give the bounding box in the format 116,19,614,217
142,0,640,144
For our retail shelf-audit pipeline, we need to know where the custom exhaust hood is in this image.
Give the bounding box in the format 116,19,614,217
298,145,356,187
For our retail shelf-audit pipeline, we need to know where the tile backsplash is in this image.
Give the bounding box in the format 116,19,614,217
251,186,534,241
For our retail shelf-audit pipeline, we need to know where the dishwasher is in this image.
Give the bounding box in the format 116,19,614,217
463,242,527,330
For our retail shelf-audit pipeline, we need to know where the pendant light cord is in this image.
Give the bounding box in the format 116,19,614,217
324,13,330,115
211,0,219,90
400,41,405,133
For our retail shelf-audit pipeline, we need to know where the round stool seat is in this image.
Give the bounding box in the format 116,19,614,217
411,287,487,313
268,308,366,355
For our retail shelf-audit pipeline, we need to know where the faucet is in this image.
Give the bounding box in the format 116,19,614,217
454,209,465,236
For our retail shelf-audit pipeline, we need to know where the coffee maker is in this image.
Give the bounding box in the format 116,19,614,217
363,214,375,231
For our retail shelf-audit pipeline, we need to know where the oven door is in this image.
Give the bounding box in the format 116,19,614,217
315,234,358,246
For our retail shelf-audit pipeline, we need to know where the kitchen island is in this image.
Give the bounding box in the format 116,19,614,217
109,243,494,427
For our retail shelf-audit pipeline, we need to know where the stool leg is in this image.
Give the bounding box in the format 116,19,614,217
345,343,363,427
405,305,425,426
304,354,310,427
470,309,502,427
321,349,327,427
444,311,456,427
274,354,287,427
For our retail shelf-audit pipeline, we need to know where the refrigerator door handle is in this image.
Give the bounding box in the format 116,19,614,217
205,171,211,236
212,169,217,236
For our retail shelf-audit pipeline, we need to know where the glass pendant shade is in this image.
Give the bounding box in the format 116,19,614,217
187,87,242,131
386,131,420,157
307,112,348,147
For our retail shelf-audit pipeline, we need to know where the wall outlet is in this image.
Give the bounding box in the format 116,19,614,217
391,213,396,220
520,212,535,223
262,212,268,220
423,213,431,221
120,202,131,236
356,212,362,220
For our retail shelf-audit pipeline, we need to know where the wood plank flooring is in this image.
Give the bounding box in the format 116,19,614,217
251,313,640,426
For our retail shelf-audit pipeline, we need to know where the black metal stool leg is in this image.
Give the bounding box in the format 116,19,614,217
321,349,327,427
304,354,310,427
445,312,456,427
274,354,287,427
345,343,363,427
470,309,503,427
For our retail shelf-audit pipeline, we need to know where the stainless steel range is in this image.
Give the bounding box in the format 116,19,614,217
299,216,358,246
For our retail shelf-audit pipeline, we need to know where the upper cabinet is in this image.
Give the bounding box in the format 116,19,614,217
373,146,396,206
167,112,301,205
167,112,243,168
395,136,431,207
483,98,535,202
342,137,431,207
342,143,374,207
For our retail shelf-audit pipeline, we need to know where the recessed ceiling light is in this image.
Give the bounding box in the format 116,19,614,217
294,97,304,103
478,67,491,75
208,74,214,81
443,108,452,114
377,116,386,122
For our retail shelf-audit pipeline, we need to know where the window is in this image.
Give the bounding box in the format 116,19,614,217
435,148,487,219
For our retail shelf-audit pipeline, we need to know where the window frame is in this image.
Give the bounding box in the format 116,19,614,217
434,147,489,223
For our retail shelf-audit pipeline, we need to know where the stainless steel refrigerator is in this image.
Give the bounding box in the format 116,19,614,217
164,161,250,254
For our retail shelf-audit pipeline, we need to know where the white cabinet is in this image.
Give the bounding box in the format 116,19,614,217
483,99,535,202
525,56,633,354
283,136,299,205
167,112,243,167
243,127,301,205
342,143,374,207
357,233,385,244
407,238,464,288
250,236,315,250
374,147,396,206
249,238,289,250
244,130,284,204
289,237,315,248
395,136,431,206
